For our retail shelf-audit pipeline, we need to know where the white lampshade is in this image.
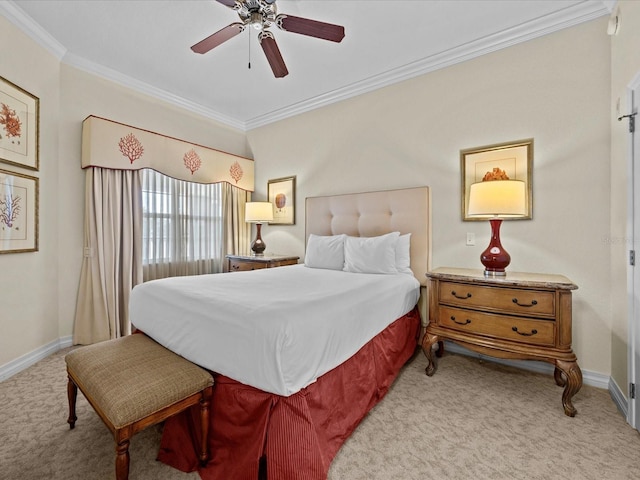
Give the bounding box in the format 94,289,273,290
245,202,274,223
468,180,526,218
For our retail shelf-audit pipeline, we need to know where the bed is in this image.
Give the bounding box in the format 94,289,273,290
129,186,431,480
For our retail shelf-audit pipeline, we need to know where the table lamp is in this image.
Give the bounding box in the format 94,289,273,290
245,202,274,256
467,179,526,276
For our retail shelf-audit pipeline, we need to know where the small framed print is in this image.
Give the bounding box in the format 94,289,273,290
0,168,38,253
461,139,533,221
268,175,296,225
0,76,39,171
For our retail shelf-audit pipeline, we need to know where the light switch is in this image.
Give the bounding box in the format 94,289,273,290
466,233,475,246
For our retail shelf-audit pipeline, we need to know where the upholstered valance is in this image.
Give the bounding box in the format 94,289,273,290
81,115,254,191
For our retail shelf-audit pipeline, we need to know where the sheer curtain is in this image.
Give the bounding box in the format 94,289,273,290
142,169,251,281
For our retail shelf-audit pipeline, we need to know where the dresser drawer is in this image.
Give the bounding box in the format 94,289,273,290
439,281,555,317
229,260,267,272
439,306,555,346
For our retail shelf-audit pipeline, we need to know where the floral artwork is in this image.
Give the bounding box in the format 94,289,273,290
482,167,510,181
0,103,22,140
0,191,21,229
0,76,38,170
230,161,243,184
0,168,38,253
118,133,144,164
184,149,202,175
461,139,533,221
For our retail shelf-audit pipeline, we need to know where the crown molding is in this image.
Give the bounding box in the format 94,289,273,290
63,52,246,130
2,0,610,132
245,1,609,130
0,0,246,131
0,0,66,59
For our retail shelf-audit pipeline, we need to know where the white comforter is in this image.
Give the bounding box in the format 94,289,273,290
129,264,420,396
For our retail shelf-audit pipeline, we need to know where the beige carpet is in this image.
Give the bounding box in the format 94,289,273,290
1,347,639,480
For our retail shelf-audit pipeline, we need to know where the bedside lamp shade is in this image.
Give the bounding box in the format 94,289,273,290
245,202,274,223
245,202,274,256
468,180,526,276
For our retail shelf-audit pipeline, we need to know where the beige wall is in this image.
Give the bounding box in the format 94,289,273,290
610,1,640,394
248,18,612,375
0,10,624,386
0,15,61,367
0,15,250,367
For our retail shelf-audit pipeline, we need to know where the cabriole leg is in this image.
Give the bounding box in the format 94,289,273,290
555,360,583,417
422,332,440,376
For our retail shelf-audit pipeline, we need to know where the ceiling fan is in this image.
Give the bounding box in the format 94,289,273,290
191,0,345,78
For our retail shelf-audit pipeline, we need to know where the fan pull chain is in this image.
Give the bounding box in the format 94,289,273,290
248,29,251,70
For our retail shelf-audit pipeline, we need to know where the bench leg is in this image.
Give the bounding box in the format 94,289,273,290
115,431,131,480
198,386,213,467
67,375,77,429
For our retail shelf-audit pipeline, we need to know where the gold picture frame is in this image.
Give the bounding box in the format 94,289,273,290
0,76,39,171
461,139,533,221
0,168,39,253
268,175,296,225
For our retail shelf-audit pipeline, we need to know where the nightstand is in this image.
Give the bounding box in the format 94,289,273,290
422,267,582,417
226,254,299,272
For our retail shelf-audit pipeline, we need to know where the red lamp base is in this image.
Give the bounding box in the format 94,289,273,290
480,219,511,276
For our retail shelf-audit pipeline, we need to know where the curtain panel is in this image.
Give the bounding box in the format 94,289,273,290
74,168,251,345
73,168,143,344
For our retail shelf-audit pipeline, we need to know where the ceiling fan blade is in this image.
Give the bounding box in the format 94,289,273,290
276,14,345,43
259,31,288,78
215,0,237,7
191,22,245,54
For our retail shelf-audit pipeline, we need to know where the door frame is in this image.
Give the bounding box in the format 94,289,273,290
627,71,640,430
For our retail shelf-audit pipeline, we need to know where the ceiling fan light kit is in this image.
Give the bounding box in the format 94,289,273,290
191,0,345,78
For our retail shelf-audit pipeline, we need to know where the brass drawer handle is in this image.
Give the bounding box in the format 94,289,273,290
451,291,472,300
450,316,471,326
512,326,538,336
512,298,538,307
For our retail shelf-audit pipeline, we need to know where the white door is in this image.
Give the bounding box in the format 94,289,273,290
629,74,640,430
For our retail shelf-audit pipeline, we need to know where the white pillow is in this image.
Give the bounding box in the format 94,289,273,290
343,232,400,274
395,233,413,275
304,234,346,270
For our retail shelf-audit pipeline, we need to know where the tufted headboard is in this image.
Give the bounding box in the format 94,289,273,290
305,187,431,286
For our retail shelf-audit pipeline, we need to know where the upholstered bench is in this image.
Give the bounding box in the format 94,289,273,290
65,333,214,480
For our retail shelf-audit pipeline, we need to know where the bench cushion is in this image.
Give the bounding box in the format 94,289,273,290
65,334,213,429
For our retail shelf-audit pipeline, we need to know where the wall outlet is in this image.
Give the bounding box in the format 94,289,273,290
466,233,475,246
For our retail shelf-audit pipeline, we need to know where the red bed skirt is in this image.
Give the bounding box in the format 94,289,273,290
156,306,421,480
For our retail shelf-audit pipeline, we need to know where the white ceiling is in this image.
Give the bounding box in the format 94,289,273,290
2,0,611,130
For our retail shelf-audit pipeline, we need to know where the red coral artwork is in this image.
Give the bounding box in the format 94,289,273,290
0,192,21,229
482,167,510,181
230,161,243,184
118,133,144,164
0,103,22,139
184,149,202,175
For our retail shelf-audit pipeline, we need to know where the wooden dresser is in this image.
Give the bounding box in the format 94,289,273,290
226,254,299,272
422,267,582,416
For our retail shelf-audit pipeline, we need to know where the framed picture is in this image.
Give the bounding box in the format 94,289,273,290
267,175,296,225
461,139,533,221
0,168,38,253
0,76,39,171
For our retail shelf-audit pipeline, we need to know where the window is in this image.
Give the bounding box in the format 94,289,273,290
141,169,224,280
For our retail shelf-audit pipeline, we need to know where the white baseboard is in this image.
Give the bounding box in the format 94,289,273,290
608,375,629,418
443,341,611,390
0,335,73,382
